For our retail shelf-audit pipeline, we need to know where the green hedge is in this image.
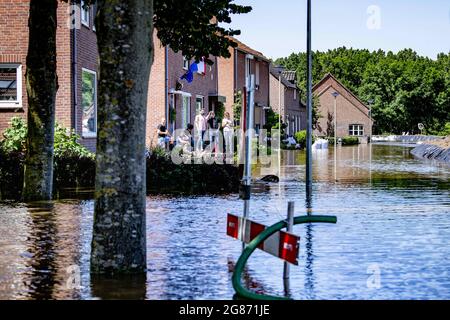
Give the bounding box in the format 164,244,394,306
341,136,360,146
294,130,316,149
146,151,240,195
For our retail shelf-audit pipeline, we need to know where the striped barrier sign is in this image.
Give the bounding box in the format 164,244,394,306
227,213,300,265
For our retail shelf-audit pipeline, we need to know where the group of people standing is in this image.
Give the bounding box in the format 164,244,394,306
156,108,234,158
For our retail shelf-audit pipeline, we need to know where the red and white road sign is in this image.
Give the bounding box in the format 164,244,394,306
227,214,300,265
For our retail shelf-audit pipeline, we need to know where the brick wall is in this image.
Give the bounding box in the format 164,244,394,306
146,33,166,147
55,1,72,130
270,73,285,115
168,49,218,129
220,49,270,127
270,73,305,135
0,0,29,132
0,1,73,143
146,33,220,147
217,47,235,117
313,75,372,138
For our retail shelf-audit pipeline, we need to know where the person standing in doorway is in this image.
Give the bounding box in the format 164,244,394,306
207,111,220,153
157,118,171,149
194,109,207,152
222,112,234,162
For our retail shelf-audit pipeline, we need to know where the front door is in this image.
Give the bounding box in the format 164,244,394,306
181,95,191,129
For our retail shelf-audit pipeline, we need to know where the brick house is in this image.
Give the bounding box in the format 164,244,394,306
313,73,373,142
146,32,222,147
217,38,270,132
0,1,224,150
0,1,99,150
269,66,306,136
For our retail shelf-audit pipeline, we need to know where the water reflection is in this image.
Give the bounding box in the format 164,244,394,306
25,202,58,300
91,274,146,300
303,224,315,300
0,144,449,299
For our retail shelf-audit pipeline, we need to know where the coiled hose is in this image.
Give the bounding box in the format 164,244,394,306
232,215,337,300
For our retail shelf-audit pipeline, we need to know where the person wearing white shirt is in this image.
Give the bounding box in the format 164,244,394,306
222,112,234,161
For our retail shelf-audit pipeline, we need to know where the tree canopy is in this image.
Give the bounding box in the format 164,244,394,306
276,48,450,135
72,0,251,62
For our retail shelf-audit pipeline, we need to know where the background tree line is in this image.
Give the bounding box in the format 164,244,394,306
275,47,450,135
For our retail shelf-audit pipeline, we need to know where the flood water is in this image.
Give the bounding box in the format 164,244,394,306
0,144,449,300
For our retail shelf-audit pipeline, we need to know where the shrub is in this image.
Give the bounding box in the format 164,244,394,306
0,117,27,153
0,119,240,200
438,122,450,136
341,136,360,146
0,118,95,199
54,124,94,159
146,147,240,195
294,130,316,148
0,116,94,159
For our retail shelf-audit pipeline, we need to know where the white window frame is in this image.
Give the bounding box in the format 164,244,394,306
349,124,364,136
81,68,97,138
183,56,189,70
81,0,90,28
0,64,22,109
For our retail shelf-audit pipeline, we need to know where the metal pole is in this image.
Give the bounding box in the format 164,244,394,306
305,0,313,209
283,202,295,284
368,100,373,185
278,71,282,178
245,75,255,183
242,75,255,249
334,96,337,182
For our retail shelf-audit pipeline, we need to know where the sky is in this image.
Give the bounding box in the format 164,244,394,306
228,0,450,60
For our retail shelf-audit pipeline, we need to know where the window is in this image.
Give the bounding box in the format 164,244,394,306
196,96,204,114
81,0,90,27
349,124,364,136
183,56,189,70
294,89,297,100
0,64,22,108
82,69,97,137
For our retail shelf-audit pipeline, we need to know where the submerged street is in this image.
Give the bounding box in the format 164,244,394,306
0,143,449,300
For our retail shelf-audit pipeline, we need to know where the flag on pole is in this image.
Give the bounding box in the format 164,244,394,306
180,63,198,83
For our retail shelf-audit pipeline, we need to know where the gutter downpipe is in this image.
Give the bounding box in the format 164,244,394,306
71,6,78,133
165,46,169,130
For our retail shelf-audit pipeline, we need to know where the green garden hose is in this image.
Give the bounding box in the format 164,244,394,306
232,215,337,300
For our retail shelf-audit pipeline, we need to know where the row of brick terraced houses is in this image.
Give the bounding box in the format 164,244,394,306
0,1,372,151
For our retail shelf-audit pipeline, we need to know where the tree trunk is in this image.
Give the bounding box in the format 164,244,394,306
23,0,58,201
91,0,154,274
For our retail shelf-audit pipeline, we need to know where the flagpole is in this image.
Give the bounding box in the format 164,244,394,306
305,0,313,211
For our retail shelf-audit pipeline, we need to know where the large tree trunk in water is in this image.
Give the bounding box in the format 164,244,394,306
91,0,153,273
23,0,58,201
